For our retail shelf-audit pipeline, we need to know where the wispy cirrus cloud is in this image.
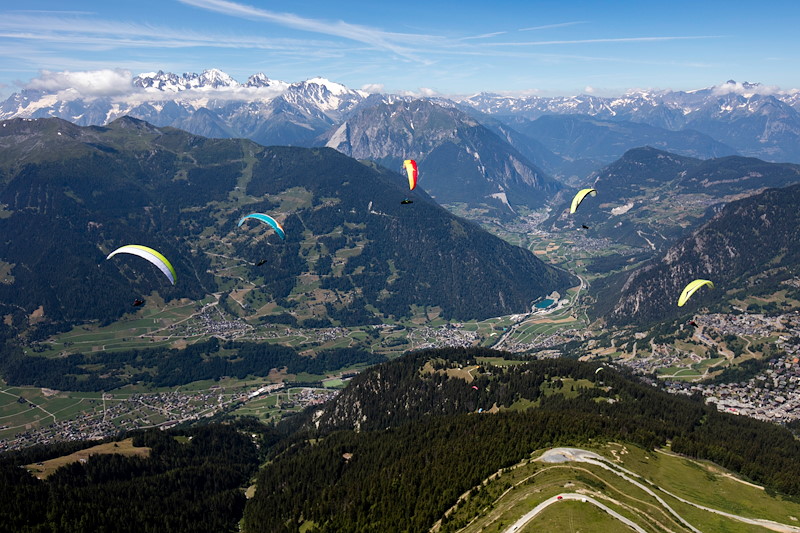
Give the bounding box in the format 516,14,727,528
519,21,589,31
0,13,346,52
485,35,721,47
177,0,438,63
459,31,508,41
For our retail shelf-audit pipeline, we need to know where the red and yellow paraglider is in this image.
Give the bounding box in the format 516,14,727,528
403,159,418,191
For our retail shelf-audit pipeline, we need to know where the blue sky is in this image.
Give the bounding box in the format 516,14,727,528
1,0,799,99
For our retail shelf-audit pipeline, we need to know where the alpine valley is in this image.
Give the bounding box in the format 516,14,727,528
3,70,800,533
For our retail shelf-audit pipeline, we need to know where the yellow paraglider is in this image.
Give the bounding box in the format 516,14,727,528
570,188,597,214
677,279,714,307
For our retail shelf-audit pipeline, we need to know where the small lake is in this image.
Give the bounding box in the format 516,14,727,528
534,299,555,309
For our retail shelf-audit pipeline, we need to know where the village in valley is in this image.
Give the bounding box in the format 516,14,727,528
0,382,339,452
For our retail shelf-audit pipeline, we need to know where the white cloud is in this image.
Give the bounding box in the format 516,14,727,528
712,80,784,97
584,85,595,94
19,68,292,104
360,83,384,94
126,85,287,104
398,87,439,98
26,69,133,97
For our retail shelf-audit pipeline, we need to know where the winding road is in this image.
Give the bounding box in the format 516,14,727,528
503,493,648,533
505,447,800,533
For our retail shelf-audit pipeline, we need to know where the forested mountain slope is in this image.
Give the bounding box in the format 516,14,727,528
243,347,800,532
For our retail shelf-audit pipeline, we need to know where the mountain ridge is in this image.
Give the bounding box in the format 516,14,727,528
321,99,563,208
0,116,575,331
594,180,800,325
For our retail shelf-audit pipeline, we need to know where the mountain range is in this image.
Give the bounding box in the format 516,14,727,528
4,70,800,212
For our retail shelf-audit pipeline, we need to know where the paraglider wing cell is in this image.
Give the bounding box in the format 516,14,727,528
677,279,714,307
107,245,177,285
570,188,597,214
237,213,286,240
403,159,418,191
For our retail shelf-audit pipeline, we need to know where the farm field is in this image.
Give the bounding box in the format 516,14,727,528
25,438,150,479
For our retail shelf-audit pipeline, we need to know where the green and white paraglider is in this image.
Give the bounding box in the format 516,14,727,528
677,279,714,307
106,245,177,285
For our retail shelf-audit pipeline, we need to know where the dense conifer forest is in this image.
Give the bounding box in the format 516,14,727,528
0,421,277,533
0,335,384,391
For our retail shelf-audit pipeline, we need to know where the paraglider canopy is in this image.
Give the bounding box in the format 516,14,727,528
107,245,177,285
132,299,145,307
570,188,597,214
403,159,418,191
237,213,286,240
678,279,714,307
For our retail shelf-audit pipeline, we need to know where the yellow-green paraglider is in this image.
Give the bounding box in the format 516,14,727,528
678,279,714,307
107,245,177,285
570,188,597,214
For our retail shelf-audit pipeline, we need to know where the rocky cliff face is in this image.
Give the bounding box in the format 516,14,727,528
323,99,562,208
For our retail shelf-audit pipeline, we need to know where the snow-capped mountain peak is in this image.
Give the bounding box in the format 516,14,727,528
133,69,241,92
279,77,367,117
244,73,274,88
197,68,238,89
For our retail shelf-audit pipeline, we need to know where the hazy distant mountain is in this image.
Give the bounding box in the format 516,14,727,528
456,82,800,163
0,117,574,329
321,99,563,208
505,114,737,163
